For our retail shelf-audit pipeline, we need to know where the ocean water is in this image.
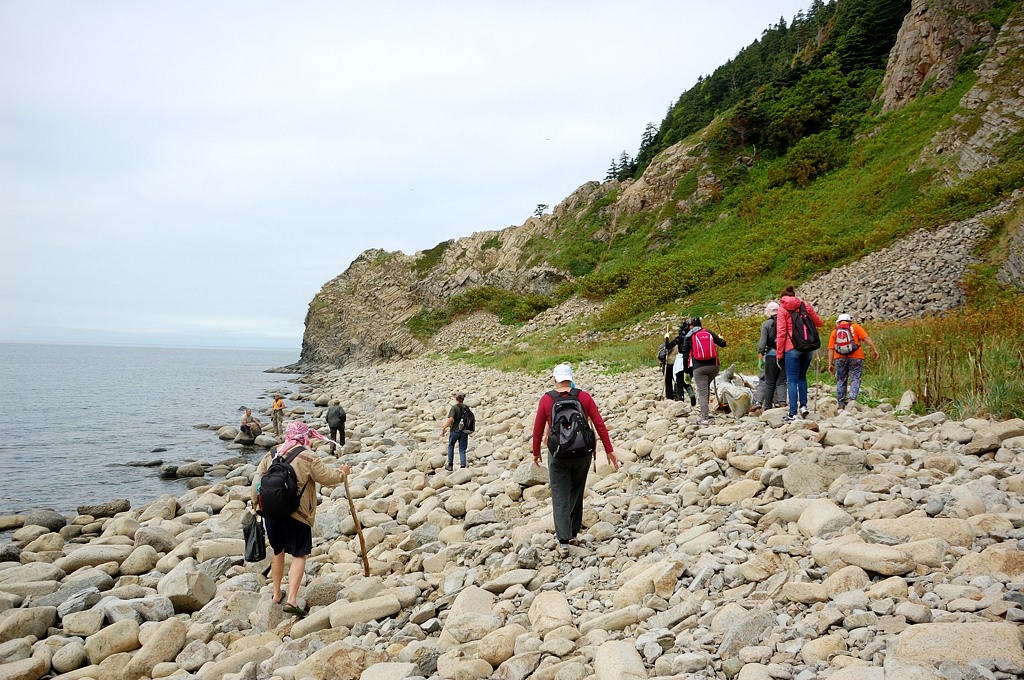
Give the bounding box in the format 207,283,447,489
0,343,299,517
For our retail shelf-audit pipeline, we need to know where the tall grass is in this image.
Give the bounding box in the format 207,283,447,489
868,300,1024,418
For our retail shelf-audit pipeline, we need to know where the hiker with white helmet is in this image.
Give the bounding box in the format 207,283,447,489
827,313,880,408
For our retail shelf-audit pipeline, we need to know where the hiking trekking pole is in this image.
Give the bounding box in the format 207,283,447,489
322,435,370,577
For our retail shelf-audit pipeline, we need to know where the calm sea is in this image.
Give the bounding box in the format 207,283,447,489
0,343,299,517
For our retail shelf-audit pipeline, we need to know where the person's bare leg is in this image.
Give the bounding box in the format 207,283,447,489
286,555,307,606
270,552,285,603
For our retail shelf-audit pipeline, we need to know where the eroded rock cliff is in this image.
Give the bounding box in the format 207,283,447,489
879,0,998,113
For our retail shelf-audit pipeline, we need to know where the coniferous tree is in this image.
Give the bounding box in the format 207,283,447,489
605,158,619,182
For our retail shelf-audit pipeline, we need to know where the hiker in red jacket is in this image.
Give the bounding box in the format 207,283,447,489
775,285,824,422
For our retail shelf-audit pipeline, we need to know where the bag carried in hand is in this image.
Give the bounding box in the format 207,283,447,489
546,388,597,458
833,323,860,355
242,514,266,562
257,446,308,517
690,328,718,362
458,404,476,433
788,302,821,351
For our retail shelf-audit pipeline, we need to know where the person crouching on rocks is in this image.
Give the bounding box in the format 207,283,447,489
252,420,347,617
532,363,617,557
240,407,262,438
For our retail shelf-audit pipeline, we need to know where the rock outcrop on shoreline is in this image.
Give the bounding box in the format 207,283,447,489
2,358,1023,680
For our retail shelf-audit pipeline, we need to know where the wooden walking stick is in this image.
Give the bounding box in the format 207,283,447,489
343,472,370,577
322,433,370,577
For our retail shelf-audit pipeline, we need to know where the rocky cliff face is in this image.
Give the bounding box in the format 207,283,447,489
879,0,998,113
300,182,617,368
914,3,1024,182
301,0,1023,369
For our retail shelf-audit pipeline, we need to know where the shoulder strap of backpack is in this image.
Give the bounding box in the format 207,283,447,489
282,445,306,464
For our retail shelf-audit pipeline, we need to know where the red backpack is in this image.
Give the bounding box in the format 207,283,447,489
690,328,718,363
834,323,860,355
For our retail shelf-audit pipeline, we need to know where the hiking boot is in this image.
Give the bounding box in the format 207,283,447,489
782,415,798,423
698,418,710,427
444,462,452,472
799,406,810,418
557,543,571,558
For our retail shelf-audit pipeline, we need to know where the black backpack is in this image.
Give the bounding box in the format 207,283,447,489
458,404,476,433
765,317,777,352
546,389,596,458
258,446,308,517
788,302,821,352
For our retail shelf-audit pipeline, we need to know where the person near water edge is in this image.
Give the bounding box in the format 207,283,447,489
271,393,285,435
251,420,348,617
531,363,617,557
240,407,262,437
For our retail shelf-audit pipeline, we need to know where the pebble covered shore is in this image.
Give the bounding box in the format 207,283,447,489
1,357,1023,680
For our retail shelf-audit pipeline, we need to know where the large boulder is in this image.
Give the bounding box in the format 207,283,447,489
156,558,215,613
77,499,131,518
23,509,67,532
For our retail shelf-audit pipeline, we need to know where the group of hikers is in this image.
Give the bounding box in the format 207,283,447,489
238,393,290,440
245,284,883,611
240,395,347,454
660,285,880,422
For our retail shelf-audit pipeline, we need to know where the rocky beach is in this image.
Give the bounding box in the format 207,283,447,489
1,357,1023,680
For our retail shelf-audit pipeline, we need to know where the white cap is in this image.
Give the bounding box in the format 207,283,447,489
552,363,574,383
837,313,853,323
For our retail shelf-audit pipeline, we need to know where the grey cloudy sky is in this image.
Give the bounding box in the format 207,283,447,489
0,0,811,350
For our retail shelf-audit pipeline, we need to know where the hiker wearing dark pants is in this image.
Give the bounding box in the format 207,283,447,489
440,391,469,471
532,363,617,557
682,318,727,427
663,320,695,405
547,454,592,546
326,400,346,455
755,301,787,411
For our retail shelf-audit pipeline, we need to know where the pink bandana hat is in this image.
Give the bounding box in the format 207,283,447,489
277,420,325,456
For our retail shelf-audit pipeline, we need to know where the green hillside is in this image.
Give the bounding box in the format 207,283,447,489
413,0,1024,418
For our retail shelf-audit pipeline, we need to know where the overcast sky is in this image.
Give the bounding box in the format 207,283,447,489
0,0,811,350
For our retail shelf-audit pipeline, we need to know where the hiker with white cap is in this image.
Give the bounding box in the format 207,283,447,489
827,313,880,408
531,363,617,557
